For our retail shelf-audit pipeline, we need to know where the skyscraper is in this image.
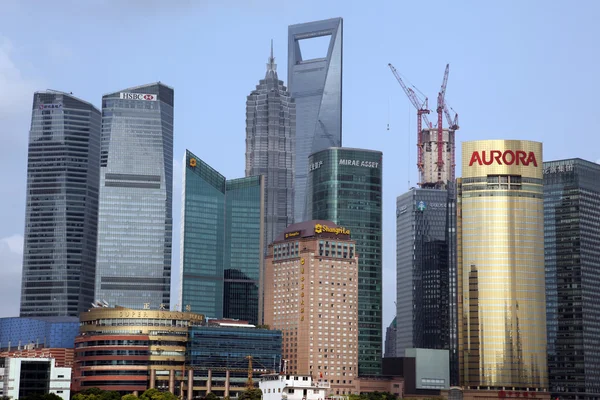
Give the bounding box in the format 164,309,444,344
180,150,264,324
288,17,343,222
95,83,174,310
457,140,547,390
264,221,358,395
544,158,600,399
20,91,101,317
395,188,456,382
306,147,382,375
245,42,295,251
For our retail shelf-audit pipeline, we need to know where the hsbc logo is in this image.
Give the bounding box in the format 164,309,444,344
119,92,157,101
469,150,538,167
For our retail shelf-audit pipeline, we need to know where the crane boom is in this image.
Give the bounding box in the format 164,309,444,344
435,64,450,182
443,103,459,131
388,63,430,179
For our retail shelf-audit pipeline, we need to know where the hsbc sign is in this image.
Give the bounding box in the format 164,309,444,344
469,150,538,167
120,92,157,101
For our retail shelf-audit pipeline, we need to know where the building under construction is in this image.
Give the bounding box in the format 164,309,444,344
420,127,455,188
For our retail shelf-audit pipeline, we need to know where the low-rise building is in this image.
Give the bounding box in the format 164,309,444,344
0,356,71,400
260,374,328,400
0,316,79,350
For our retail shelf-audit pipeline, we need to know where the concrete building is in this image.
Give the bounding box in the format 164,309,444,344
306,147,383,376
264,221,358,395
20,91,101,317
420,127,456,188
95,83,174,310
180,150,264,324
0,316,79,350
288,18,343,223
544,158,600,399
245,42,296,256
0,356,71,400
396,187,457,383
457,140,547,391
72,306,204,394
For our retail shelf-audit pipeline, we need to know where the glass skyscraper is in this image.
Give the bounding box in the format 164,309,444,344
245,43,295,252
544,158,600,399
180,150,264,324
20,91,101,317
95,83,174,310
306,147,382,375
288,18,343,222
396,188,457,383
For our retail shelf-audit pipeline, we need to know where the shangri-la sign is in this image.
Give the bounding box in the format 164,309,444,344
314,223,350,236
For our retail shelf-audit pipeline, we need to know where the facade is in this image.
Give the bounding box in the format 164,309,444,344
544,158,600,399
0,317,79,350
0,357,71,400
457,140,547,390
187,322,282,397
71,306,204,394
420,128,456,188
396,188,457,382
260,375,328,400
20,90,101,317
264,221,359,395
306,148,383,375
180,150,264,323
288,18,343,222
245,43,296,253
384,317,397,358
95,83,174,309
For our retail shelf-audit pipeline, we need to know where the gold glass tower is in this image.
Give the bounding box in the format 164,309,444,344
457,140,547,390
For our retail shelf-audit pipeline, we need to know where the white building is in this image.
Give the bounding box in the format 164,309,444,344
260,374,329,400
0,357,71,400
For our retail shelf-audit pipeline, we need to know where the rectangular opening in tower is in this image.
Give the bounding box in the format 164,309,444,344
297,35,331,62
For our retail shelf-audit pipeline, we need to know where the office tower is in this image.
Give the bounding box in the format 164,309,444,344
544,158,600,399
245,42,296,251
306,148,382,375
384,317,397,358
288,18,343,222
180,150,264,324
396,188,457,382
20,91,101,317
264,221,358,395
95,83,174,310
457,140,547,390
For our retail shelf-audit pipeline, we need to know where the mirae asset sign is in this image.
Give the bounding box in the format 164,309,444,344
339,159,379,168
119,92,158,101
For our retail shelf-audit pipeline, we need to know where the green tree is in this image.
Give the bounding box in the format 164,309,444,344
238,388,262,400
139,388,179,400
204,393,219,400
122,395,139,400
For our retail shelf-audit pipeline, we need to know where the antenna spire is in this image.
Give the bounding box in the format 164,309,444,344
266,39,277,73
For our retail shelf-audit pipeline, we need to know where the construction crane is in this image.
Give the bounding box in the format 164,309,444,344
435,64,449,183
246,355,254,389
388,63,431,182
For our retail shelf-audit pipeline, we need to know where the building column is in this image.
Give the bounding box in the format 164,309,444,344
150,369,156,389
187,369,193,400
169,370,175,394
207,369,212,393
225,370,230,398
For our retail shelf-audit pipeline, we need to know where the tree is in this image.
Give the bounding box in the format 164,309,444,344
73,388,122,400
204,393,219,400
139,388,179,400
238,388,262,400
122,395,139,400
19,394,63,400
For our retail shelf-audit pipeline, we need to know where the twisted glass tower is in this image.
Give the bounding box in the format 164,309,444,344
288,18,343,223
95,83,174,309
20,91,101,317
245,43,295,251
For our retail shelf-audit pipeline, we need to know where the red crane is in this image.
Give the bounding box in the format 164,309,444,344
436,64,449,183
388,63,431,183
443,103,459,182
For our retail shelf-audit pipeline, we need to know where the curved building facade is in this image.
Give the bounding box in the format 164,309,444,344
457,140,547,390
72,307,204,393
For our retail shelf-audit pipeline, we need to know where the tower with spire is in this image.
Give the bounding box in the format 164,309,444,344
245,43,296,321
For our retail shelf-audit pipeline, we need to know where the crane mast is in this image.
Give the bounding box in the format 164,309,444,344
436,64,449,184
388,63,430,185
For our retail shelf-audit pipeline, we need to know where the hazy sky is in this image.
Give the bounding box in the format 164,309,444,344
1,0,599,333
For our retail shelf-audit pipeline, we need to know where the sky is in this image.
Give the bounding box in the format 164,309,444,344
1,0,599,336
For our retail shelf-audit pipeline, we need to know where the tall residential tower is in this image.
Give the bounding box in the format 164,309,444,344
20,91,101,317
306,147,383,375
457,140,547,390
245,43,295,251
288,18,343,222
544,158,600,399
95,83,174,310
